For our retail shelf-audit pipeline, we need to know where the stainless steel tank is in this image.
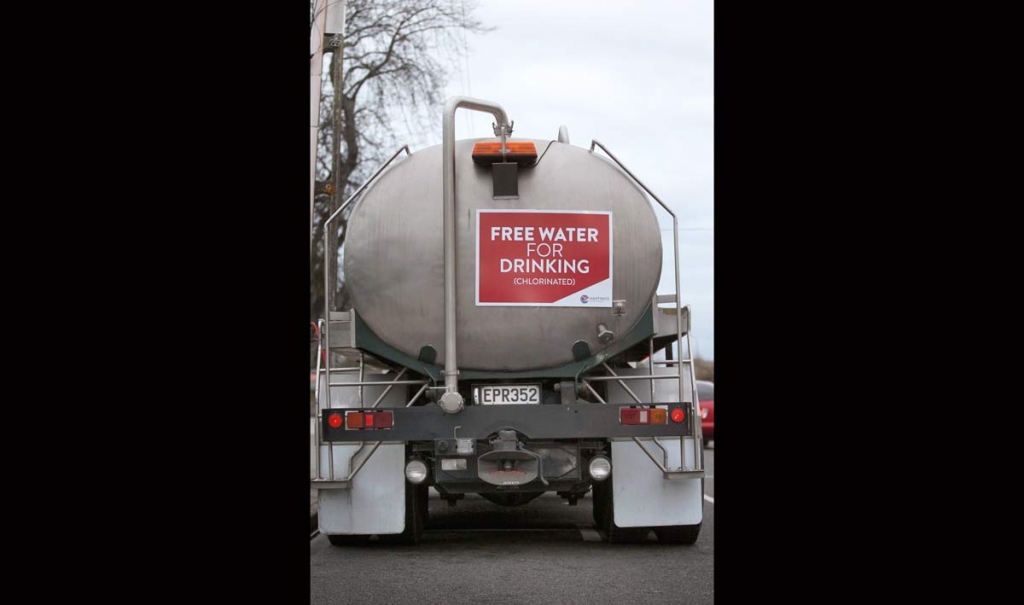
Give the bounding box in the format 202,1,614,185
344,138,662,371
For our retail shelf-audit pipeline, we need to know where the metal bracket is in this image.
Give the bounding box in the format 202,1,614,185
311,480,350,489
492,119,515,136
492,120,515,161
631,437,704,479
311,440,383,490
492,162,519,197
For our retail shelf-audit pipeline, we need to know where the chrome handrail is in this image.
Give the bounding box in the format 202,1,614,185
588,140,703,473
323,145,411,434
313,319,324,481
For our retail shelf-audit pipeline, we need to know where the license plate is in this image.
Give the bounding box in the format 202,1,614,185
476,384,540,405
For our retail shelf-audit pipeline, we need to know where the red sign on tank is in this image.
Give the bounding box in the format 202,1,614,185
476,210,612,307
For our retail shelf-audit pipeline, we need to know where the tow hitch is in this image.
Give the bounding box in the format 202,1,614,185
477,430,549,487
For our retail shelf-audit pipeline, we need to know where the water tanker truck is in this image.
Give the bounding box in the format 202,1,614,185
312,97,705,545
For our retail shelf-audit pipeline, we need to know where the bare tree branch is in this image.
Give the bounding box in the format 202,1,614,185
311,0,490,320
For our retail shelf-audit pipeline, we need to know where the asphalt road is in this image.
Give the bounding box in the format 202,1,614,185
310,449,714,604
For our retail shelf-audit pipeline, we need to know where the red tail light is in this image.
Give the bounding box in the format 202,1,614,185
670,408,685,423
327,412,343,428
620,407,667,425
344,410,394,429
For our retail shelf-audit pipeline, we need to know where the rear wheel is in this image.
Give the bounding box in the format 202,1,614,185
597,474,649,543
655,462,703,545
591,482,607,528
327,534,371,546
654,523,701,545
396,483,427,545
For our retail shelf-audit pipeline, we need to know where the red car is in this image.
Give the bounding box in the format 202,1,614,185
697,380,714,446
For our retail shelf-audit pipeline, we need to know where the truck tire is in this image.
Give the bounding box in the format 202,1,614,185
598,475,649,543
327,534,371,546
591,483,607,528
654,462,704,544
654,523,701,545
397,483,427,545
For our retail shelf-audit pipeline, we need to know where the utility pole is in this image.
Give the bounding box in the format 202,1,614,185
311,1,326,255
311,0,345,254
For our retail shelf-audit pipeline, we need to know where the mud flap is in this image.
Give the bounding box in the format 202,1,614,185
610,437,703,528
318,443,406,535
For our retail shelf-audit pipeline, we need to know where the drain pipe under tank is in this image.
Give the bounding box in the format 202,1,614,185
439,97,513,414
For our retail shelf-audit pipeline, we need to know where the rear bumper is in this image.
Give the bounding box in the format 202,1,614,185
320,402,697,443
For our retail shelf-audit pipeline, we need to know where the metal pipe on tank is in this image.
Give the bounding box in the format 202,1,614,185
440,97,512,409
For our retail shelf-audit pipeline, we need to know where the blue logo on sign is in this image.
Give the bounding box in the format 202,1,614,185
580,295,589,303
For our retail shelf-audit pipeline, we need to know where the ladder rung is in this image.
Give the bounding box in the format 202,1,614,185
664,470,705,481
310,479,351,490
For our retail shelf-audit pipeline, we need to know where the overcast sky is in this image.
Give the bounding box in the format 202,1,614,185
393,0,714,359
